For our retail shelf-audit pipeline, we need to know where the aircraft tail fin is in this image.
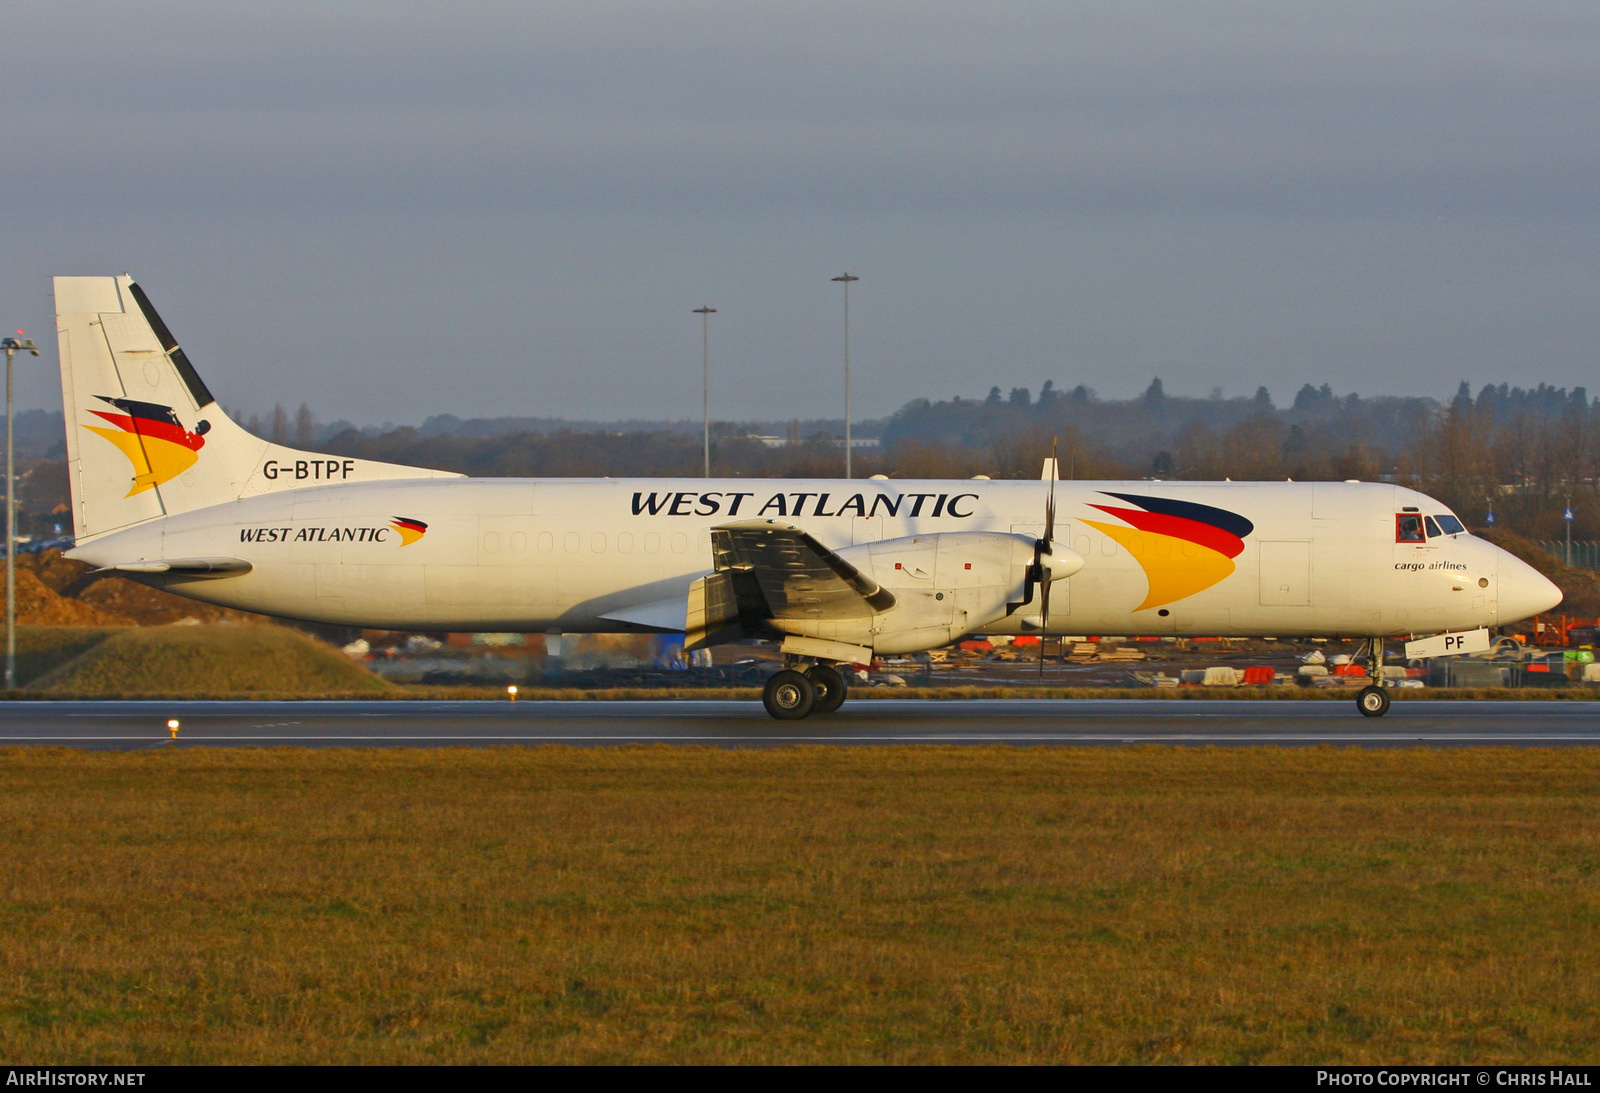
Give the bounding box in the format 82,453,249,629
54,275,460,543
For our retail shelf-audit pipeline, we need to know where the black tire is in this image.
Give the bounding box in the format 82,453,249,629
1356,685,1391,718
763,670,816,720
807,664,848,714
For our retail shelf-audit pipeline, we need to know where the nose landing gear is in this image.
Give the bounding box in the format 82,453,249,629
1355,637,1392,717
1356,685,1391,718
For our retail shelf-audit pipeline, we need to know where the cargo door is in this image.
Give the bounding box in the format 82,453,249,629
1259,540,1311,606
852,516,883,544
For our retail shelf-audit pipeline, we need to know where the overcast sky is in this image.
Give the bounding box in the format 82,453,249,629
3,2,1597,425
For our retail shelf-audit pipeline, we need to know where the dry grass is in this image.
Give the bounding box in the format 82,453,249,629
9,624,1594,701
2,746,1599,1064
843,684,1600,702
351,684,1600,701
12,681,1598,701
9,627,123,688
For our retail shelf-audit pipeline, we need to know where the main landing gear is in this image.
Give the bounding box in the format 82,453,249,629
807,664,848,714
1355,637,1392,718
761,662,850,720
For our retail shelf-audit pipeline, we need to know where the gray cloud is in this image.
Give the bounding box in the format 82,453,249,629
2,2,1597,423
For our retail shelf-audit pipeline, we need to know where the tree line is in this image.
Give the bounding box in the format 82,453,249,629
311,378,1596,540
10,379,1595,543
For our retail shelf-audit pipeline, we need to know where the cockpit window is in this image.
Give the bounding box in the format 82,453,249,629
1435,514,1465,535
1424,516,1443,539
1396,513,1425,543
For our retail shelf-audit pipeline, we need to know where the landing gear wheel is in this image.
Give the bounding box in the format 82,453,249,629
1356,685,1391,718
763,670,816,720
806,664,847,714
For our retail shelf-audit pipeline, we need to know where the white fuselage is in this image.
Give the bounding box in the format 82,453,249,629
67,476,1555,642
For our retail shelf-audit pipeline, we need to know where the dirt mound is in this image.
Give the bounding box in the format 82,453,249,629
30,624,395,696
12,567,132,626
12,627,121,688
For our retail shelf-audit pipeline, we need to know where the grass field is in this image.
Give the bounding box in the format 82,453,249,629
18,625,396,697
2,746,1598,1064
10,628,123,689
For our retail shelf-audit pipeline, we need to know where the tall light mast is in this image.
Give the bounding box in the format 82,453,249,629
692,305,717,478
831,272,859,478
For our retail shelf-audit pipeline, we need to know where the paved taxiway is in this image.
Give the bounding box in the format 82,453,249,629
0,699,1593,749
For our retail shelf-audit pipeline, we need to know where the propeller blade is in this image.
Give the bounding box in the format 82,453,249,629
1043,438,1057,543
1029,436,1060,630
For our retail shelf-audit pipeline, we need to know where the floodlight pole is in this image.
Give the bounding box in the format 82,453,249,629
693,306,716,477
831,273,859,478
2,333,40,691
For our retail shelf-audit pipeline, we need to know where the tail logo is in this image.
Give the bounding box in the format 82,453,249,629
390,517,428,546
1082,492,1254,610
82,397,210,496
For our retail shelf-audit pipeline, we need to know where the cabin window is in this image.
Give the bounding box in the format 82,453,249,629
563,531,580,553
1396,514,1425,543
591,532,607,553
644,532,660,554
537,531,554,553
617,531,634,554
1423,516,1443,539
1435,514,1465,535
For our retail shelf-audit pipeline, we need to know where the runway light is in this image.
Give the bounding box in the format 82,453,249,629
166,718,180,739
506,685,518,702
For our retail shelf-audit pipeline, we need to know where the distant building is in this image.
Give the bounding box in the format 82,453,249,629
742,435,883,448
744,435,880,449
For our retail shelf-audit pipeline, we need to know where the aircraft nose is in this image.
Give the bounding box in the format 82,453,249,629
1496,549,1563,625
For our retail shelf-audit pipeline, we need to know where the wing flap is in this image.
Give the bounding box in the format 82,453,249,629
711,520,895,620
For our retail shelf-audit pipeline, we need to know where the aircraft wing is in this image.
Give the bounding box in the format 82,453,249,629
608,521,897,650
681,521,895,651
599,597,689,633
711,520,895,620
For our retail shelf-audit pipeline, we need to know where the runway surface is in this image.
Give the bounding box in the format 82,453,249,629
0,698,1592,749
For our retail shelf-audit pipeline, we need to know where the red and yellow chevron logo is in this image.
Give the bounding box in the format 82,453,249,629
1082,492,1254,610
389,517,428,547
83,396,209,496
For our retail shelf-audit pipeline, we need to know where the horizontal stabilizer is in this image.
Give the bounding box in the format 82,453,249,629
95,557,252,579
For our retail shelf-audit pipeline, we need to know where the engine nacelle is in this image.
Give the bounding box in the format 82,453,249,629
784,530,1085,655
